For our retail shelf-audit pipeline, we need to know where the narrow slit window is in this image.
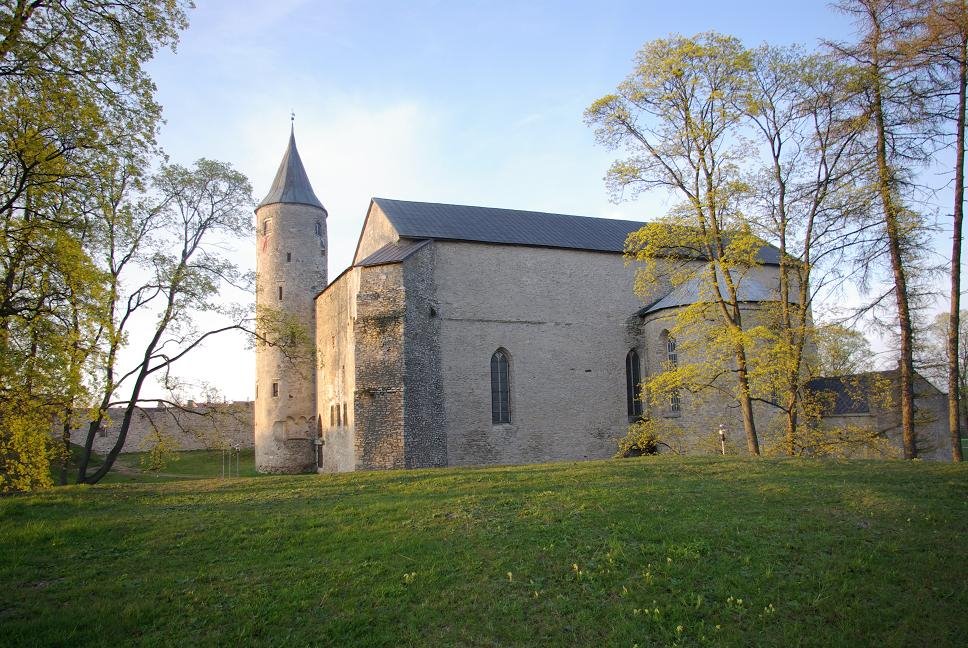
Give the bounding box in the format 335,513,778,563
315,221,322,236
330,405,334,427
263,220,269,236
490,349,511,424
336,403,342,427
271,382,279,398
343,403,348,426
286,252,291,262
278,286,283,300
626,350,643,418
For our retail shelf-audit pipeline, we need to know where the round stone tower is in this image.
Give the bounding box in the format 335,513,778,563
254,127,328,473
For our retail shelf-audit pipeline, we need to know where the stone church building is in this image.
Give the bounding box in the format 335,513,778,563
253,132,955,473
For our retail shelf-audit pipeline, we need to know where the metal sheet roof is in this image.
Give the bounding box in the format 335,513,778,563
257,130,326,211
372,198,781,263
357,239,431,267
373,198,646,253
637,270,785,316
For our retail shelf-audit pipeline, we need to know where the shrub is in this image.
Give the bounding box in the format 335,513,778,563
615,419,661,458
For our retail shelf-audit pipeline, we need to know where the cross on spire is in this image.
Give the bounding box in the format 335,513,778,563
290,109,295,133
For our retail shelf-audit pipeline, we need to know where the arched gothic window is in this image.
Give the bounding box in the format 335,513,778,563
626,350,643,418
664,333,681,414
490,349,511,424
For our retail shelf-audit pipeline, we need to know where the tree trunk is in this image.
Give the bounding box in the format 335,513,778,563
59,414,72,486
948,31,966,462
870,30,918,459
785,403,799,456
734,346,761,455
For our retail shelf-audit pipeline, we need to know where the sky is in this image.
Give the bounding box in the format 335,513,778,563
137,0,935,402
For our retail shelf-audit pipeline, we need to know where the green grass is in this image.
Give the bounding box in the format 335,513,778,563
52,446,257,484
111,448,258,481
2,456,966,647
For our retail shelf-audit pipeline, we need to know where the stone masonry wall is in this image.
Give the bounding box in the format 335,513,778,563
353,263,407,469
69,402,253,454
254,200,326,474
637,306,786,455
818,373,952,461
353,202,400,264
315,267,359,472
435,242,647,466
402,243,448,468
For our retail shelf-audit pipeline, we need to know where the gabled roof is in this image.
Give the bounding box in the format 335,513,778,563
357,239,431,267
257,130,325,211
372,198,646,253
371,198,782,262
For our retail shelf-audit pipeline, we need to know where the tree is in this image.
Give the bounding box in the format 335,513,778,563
739,45,874,455
921,311,968,436
586,32,765,454
829,0,932,458
0,1,192,491
815,322,877,375
903,0,967,461
75,158,254,485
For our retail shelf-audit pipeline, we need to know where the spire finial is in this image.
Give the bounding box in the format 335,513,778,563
290,109,295,134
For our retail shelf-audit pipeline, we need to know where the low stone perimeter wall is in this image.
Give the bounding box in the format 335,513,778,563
69,402,254,454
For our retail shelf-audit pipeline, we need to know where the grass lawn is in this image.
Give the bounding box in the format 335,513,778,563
2,456,966,647
110,448,258,481
52,447,258,485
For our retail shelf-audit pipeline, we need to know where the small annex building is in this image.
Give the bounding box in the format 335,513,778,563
252,132,955,474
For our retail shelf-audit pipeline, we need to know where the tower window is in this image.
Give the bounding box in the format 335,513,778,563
315,221,322,236
490,349,511,424
263,219,270,236
330,405,334,426
343,403,347,426
336,403,342,427
278,286,283,300
286,252,291,262
271,382,279,398
626,349,643,418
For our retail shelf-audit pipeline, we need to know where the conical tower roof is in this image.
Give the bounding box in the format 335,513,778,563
257,129,325,211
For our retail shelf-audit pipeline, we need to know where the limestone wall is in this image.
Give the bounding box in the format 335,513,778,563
353,202,400,263
817,373,952,461
69,402,253,454
434,241,646,465
637,304,786,455
254,201,326,473
315,268,359,472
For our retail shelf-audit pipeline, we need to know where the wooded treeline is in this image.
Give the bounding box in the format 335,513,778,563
587,0,966,460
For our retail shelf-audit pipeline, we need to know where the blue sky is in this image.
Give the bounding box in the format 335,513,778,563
140,1,884,400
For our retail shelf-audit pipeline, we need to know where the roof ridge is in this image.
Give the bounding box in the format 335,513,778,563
372,197,644,227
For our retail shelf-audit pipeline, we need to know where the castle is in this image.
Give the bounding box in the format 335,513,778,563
253,130,956,473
